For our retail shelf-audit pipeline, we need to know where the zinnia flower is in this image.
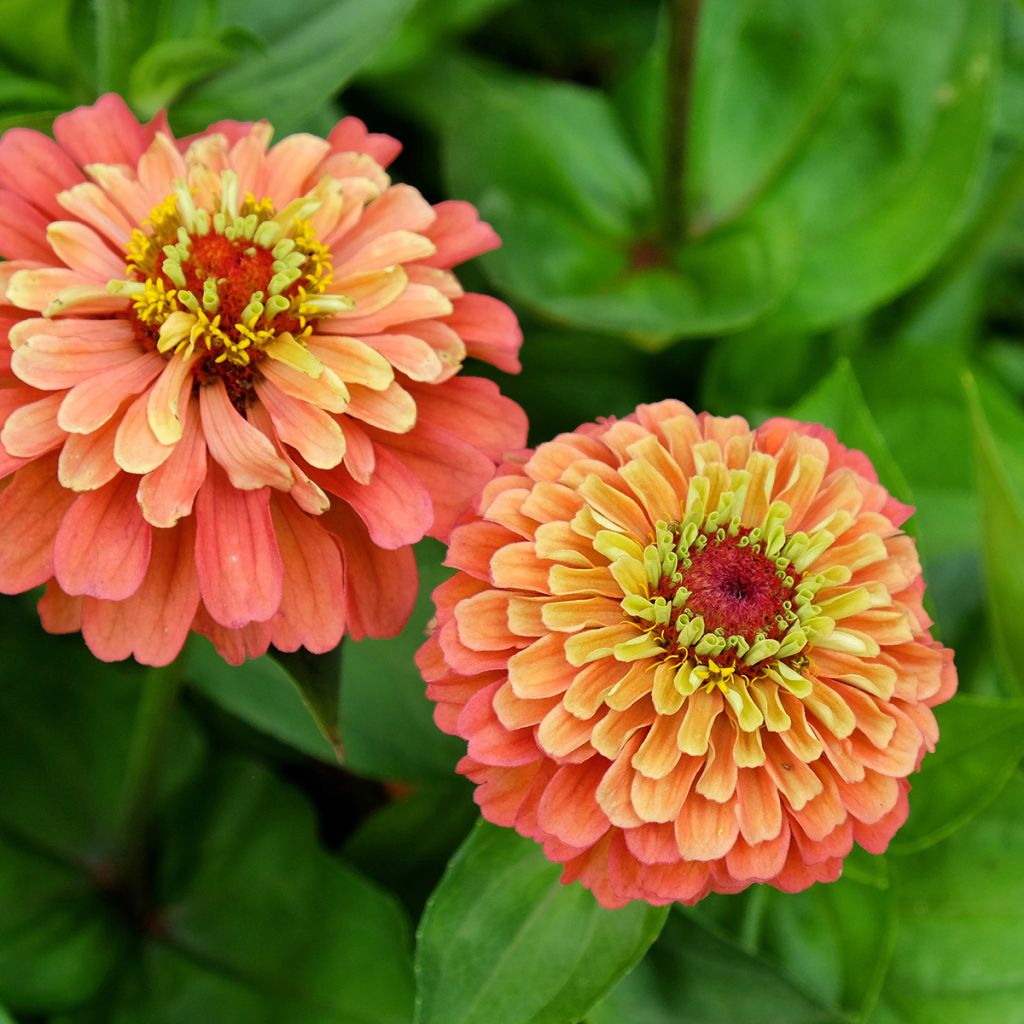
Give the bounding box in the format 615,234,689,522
0,95,526,665
417,401,956,907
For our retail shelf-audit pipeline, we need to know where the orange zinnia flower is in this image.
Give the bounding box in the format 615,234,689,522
0,95,526,665
418,401,956,907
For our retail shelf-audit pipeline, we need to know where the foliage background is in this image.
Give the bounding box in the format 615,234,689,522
1,0,1024,1021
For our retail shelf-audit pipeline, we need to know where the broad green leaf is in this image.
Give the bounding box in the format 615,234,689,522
272,644,345,756
0,1007,13,1024
415,821,667,1024
0,0,79,84
52,759,415,1024
0,836,126,1012
0,67,73,110
754,852,894,1022
590,909,842,1024
364,0,518,79
184,638,339,763
128,37,240,118
0,600,195,1011
172,0,416,132
875,776,1024,1022
891,694,1024,853
789,358,914,506
495,322,660,445
0,600,413,1021
410,57,795,346
695,0,997,332
853,343,979,645
343,780,478,916
964,370,1024,693
340,539,464,782
0,601,202,863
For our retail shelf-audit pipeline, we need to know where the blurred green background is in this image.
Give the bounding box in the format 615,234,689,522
2,0,1024,1021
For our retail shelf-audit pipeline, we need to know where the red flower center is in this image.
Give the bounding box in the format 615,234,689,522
678,536,793,641
184,234,277,326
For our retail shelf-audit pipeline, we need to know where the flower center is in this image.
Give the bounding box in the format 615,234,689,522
675,534,792,641
109,172,350,409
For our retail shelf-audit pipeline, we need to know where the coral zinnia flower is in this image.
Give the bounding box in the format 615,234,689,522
0,95,525,665
418,401,956,907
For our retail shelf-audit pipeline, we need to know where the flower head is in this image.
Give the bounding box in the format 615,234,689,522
0,95,526,665
417,401,956,907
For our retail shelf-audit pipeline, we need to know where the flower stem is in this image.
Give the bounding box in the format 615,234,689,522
114,659,184,882
662,0,703,246
94,0,135,95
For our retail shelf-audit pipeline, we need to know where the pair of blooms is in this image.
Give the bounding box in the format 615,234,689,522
0,98,955,908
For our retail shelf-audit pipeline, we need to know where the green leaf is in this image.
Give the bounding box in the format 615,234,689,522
128,37,240,118
891,694,1024,853
0,836,126,1012
0,601,198,1012
693,0,998,333
853,343,980,645
789,357,914,507
0,66,73,110
590,908,843,1024
964,370,1024,693
342,780,478,916
272,644,345,756
0,598,413,1021
414,821,667,1024
340,539,465,782
407,56,795,347
183,638,339,763
876,776,1024,1022
171,0,416,133
140,759,414,1024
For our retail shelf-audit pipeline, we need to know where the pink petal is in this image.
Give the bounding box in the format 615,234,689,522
0,455,77,591
1,391,66,457
316,443,433,548
0,188,53,261
407,376,528,462
322,500,417,640
56,182,134,248
53,94,149,166
6,267,127,315
369,420,497,540
147,349,200,444
0,128,84,219
537,760,611,848
420,200,500,269
194,462,283,628
46,220,124,279
253,379,345,469
138,395,207,527
327,116,401,167
53,472,152,599
58,408,123,491
345,380,416,433
268,496,346,653
262,134,330,207
445,293,522,373
11,323,141,390
58,351,163,433
38,581,83,633
114,390,175,474
198,379,293,490
80,519,200,666
333,282,452,334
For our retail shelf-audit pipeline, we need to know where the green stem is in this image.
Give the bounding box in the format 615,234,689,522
738,884,770,954
94,0,134,95
114,659,184,881
662,0,703,246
